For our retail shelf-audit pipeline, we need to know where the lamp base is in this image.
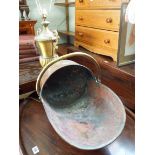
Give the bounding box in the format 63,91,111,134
39,55,58,67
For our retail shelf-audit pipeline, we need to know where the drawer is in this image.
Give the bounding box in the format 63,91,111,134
76,0,122,9
76,10,120,31
75,26,119,60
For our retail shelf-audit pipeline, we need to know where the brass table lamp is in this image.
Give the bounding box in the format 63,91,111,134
35,13,59,67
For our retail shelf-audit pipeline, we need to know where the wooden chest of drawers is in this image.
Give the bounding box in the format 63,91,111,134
75,0,128,61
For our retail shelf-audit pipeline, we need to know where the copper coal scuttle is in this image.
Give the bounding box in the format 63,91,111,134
35,14,126,150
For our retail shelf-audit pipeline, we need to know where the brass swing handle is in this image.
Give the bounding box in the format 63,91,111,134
36,52,101,95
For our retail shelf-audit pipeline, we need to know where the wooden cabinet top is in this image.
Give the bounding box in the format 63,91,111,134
19,20,37,35
19,20,37,24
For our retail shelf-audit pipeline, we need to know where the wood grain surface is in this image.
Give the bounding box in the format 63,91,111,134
75,26,119,61
19,20,37,35
76,10,120,31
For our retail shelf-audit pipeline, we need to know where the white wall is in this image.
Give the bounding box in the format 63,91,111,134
69,4,75,44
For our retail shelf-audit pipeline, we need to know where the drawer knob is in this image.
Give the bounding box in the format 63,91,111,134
106,18,112,23
104,39,110,44
78,32,83,36
79,0,83,3
79,17,83,20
